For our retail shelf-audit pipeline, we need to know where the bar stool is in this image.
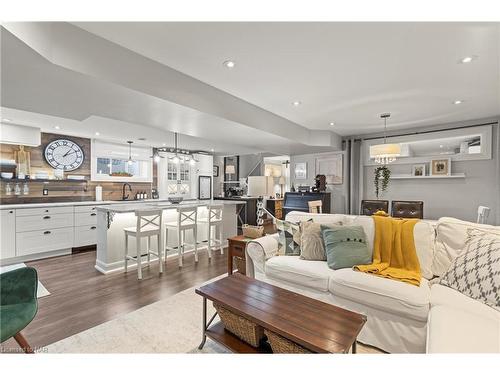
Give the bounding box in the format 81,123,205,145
198,204,224,259
165,206,198,267
124,209,163,280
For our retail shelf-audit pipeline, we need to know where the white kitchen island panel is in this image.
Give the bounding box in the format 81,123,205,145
95,200,243,274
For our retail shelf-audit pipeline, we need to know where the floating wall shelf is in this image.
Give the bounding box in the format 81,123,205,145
387,173,466,180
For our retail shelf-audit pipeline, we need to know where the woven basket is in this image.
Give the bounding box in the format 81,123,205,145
265,329,312,354
234,257,246,275
242,224,264,239
214,303,264,347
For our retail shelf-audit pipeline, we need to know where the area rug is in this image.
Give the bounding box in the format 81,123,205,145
43,276,381,354
0,263,50,298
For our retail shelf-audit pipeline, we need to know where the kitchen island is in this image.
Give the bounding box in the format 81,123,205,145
95,200,244,274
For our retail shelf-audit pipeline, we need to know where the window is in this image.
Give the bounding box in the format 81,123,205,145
91,140,152,182
96,157,142,178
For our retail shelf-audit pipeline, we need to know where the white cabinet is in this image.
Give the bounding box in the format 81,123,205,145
74,225,98,247
0,209,16,259
16,213,74,232
74,212,98,227
0,123,41,147
16,227,74,256
74,206,98,247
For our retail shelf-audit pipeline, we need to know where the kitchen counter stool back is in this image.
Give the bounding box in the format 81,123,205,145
124,209,163,280
198,204,224,259
165,206,198,267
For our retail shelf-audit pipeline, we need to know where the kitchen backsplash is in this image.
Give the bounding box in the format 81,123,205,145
0,133,157,203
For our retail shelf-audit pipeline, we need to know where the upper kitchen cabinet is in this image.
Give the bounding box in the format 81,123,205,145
0,123,41,147
91,140,153,182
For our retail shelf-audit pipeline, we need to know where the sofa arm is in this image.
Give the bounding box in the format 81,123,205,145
245,233,279,278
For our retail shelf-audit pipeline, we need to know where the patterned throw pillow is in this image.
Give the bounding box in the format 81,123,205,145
300,221,342,261
440,228,500,311
276,219,301,256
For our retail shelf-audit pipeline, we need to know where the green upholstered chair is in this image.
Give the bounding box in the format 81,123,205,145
0,267,38,353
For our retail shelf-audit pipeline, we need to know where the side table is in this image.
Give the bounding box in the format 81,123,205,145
227,235,255,275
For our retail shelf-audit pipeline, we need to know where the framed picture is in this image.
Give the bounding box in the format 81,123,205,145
294,162,307,179
411,164,426,177
315,154,343,184
431,158,451,176
198,176,212,200
213,165,219,177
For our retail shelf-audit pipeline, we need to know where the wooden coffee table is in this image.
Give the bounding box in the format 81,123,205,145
195,274,366,353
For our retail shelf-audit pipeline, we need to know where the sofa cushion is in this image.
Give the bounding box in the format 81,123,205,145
299,221,338,261
276,219,301,256
328,268,431,321
433,217,500,277
427,305,500,353
430,284,500,320
321,225,371,270
287,212,436,279
265,256,333,292
286,211,349,225
413,221,435,280
439,229,500,311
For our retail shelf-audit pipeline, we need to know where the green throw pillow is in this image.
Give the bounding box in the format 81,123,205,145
321,225,372,270
276,219,301,256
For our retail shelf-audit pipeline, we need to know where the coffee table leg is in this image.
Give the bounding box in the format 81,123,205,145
198,297,207,350
352,340,357,354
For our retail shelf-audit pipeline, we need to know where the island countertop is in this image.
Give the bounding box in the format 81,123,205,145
96,199,246,213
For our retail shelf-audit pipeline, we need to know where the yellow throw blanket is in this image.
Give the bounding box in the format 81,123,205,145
354,215,421,286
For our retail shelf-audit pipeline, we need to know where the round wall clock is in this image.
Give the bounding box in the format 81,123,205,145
44,139,85,171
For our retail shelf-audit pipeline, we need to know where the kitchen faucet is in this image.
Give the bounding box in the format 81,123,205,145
122,183,133,201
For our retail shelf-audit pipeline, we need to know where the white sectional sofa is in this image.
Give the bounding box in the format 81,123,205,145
245,212,500,353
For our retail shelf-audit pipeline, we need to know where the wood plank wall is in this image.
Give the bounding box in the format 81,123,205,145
0,133,156,204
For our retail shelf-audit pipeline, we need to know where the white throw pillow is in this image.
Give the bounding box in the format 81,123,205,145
432,217,500,277
439,228,500,311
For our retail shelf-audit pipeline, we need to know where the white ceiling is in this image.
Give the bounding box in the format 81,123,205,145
1,25,339,156
74,22,500,136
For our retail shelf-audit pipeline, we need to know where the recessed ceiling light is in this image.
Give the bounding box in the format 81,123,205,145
459,56,477,64
439,144,443,148
292,101,302,107
2,118,12,122
95,132,100,136
223,60,235,68
453,100,464,105
162,143,166,146
210,148,215,152
54,125,61,130
329,122,335,126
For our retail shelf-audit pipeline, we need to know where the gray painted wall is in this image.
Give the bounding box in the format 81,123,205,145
363,124,499,224
290,151,348,214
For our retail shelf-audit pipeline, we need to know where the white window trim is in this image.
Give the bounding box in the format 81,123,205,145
91,139,153,182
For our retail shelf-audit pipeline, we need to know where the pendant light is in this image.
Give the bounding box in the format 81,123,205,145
127,141,134,165
369,113,401,164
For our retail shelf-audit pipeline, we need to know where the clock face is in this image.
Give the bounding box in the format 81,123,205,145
44,139,85,171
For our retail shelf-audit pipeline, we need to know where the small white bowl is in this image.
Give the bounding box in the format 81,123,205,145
1,172,13,179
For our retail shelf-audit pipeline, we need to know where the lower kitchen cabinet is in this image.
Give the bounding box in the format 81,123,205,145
0,209,16,259
16,227,74,257
74,224,98,247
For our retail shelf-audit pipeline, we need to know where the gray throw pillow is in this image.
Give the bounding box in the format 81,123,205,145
321,225,371,270
300,221,342,261
276,219,301,256
440,228,500,311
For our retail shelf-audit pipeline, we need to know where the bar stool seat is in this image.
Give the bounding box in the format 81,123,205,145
124,225,162,236
198,204,224,259
165,206,198,268
124,209,163,280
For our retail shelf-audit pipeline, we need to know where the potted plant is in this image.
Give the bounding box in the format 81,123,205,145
374,166,391,198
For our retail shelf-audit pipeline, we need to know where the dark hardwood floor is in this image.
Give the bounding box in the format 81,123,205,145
1,249,227,352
